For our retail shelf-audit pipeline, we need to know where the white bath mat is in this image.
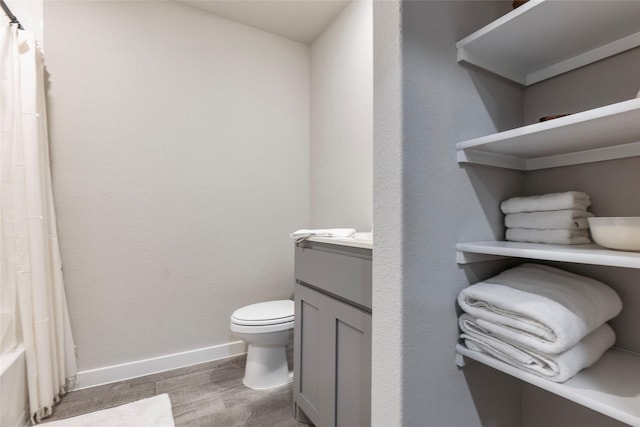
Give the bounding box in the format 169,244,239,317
43,394,174,427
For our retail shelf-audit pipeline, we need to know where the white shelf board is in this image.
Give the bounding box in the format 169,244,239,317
456,98,640,171
456,0,640,86
456,241,640,269
456,345,640,426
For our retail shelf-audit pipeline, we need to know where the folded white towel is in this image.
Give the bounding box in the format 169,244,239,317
505,228,591,244
501,191,591,214
290,228,356,242
457,263,622,354
504,210,593,230
459,314,615,383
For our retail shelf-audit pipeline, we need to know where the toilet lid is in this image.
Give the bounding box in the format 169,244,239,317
231,300,294,326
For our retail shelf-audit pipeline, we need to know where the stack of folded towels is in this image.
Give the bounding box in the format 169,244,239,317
457,263,622,383
501,191,593,244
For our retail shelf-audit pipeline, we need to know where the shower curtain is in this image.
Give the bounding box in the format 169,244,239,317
1,20,77,423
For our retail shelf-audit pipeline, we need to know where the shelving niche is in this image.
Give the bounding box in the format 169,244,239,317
455,1,640,426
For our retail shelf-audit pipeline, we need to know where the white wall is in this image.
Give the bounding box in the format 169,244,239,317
373,1,524,425
44,0,310,373
310,0,373,231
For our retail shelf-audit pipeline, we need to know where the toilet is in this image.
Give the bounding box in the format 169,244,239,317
230,300,295,390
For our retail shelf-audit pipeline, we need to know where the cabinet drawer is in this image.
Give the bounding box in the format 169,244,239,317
295,241,372,311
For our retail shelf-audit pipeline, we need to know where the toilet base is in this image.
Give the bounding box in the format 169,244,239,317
243,344,292,390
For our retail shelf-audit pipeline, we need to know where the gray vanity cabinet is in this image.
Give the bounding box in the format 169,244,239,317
293,240,372,427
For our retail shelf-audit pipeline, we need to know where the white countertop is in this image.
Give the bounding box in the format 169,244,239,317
305,232,373,250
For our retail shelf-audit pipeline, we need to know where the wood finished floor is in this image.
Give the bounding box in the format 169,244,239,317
42,354,312,427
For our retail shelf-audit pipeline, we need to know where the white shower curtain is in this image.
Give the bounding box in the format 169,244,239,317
1,21,77,423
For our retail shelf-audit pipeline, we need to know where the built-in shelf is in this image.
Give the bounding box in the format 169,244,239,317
456,0,640,86
455,1,640,425
456,98,640,171
456,345,640,426
456,241,640,269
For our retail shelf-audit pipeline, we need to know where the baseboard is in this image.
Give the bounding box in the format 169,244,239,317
73,341,246,390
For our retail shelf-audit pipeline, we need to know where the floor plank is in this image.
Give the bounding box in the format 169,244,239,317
42,354,311,427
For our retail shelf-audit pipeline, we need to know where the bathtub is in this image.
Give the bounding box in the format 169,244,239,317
0,345,28,427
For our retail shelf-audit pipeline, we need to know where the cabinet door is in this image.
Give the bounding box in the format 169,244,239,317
294,283,334,427
294,283,372,427
331,296,372,427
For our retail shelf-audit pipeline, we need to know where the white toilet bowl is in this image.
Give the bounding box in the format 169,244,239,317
230,300,294,390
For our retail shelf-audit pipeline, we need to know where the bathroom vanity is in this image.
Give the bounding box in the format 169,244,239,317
293,234,372,427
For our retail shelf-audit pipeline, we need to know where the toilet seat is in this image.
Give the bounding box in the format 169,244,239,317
231,300,294,326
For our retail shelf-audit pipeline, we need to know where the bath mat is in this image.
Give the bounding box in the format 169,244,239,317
43,394,174,427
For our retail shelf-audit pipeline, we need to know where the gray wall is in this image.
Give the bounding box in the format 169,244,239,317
45,1,310,371
310,0,373,232
371,2,404,423
373,1,524,426
520,47,640,427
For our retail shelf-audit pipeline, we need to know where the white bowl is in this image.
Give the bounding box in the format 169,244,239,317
588,217,640,251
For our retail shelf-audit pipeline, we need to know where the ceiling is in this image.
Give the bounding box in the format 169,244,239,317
176,0,351,45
